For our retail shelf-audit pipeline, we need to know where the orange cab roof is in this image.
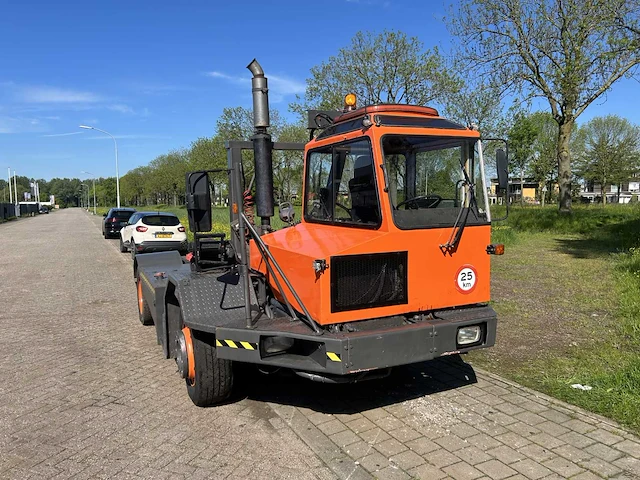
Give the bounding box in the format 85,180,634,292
335,104,439,123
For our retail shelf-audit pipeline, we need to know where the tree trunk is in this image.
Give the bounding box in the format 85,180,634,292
520,167,525,206
557,120,573,213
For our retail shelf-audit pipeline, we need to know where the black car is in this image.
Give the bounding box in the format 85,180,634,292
102,208,136,238
39,206,49,214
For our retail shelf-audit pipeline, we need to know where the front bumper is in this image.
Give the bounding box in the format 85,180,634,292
214,305,496,375
138,240,188,254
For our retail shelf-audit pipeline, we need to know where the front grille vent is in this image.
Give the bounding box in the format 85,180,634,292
331,252,408,312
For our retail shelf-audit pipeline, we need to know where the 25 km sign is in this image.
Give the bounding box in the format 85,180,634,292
455,265,477,294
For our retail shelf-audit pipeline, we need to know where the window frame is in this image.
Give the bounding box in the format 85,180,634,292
303,136,382,230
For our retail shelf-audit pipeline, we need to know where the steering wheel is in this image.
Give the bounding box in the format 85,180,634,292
396,194,442,209
334,202,353,220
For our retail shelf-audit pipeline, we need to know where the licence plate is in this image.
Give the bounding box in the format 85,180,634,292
155,233,172,238
120,222,127,226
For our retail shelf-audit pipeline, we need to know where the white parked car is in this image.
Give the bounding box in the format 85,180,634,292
120,212,188,258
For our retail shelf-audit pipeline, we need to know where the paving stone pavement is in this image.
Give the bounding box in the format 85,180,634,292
1,209,639,480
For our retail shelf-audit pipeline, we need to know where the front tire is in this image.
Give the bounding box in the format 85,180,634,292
136,277,153,325
184,330,233,407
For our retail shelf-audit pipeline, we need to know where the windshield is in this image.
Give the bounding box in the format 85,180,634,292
304,137,381,228
382,135,488,229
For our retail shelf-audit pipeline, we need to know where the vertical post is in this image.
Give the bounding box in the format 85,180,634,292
229,146,253,329
8,167,12,204
114,138,120,208
13,171,19,217
92,178,97,214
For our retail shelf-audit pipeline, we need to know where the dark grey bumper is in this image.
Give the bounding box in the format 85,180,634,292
138,240,188,254
214,305,497,375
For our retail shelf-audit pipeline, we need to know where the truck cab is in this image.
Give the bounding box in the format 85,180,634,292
252,102,495,328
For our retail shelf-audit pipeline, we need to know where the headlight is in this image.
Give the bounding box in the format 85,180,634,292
457,325,482,346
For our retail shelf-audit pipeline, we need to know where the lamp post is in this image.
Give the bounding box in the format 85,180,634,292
80,183,89,209
81,170,97,215
79,125,120,208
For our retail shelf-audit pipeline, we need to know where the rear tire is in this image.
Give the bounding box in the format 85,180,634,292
136,277,153,325
119,237,127,253
130,239,136,260
186,332,234,407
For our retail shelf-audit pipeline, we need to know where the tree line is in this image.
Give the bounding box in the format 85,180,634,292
11,1,640,212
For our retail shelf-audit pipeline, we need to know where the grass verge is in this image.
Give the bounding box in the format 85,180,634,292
472,204,640,433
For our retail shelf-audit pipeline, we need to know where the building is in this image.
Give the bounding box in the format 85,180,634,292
580,179,640,204
489,177,541,205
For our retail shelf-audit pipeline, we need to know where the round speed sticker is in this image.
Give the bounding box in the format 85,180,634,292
456,265,477,293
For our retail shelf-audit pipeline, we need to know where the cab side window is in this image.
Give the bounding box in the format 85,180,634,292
304,138,380,227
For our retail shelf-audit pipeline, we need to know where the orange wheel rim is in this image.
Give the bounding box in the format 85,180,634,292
137,280,144,314
182,327,196,385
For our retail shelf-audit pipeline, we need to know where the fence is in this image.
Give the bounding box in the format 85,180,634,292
0,203,16,221
20,204,38,216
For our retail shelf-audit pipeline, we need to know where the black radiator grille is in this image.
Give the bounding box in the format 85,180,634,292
331,252,408,313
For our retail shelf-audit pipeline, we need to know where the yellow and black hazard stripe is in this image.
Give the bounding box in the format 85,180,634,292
215,339,258,350
326,351,342,362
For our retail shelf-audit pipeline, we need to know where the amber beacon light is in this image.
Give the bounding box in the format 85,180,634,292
344,93,357,111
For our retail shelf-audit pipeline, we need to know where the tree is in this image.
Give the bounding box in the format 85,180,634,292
527,112,559,203
272,123,307,203
508,113,539,205
293,30,456,114
448,0,640,213
574,115,640,204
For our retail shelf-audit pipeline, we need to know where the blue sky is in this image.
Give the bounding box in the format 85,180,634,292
1,0,638,182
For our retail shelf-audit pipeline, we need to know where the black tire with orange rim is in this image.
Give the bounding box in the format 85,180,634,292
136,277,153,325
185,330,233,407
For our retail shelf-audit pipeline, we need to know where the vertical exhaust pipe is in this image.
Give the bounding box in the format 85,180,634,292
247,59,274,232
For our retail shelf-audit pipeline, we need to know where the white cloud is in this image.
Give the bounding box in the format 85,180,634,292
0,115,47,134
268,74,306,95
107,104,135,114
205,70,305,102
85,134,169,140
42,132,84,137
17,86,103,104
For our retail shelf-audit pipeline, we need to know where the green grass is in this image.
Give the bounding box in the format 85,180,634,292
481,204,640,433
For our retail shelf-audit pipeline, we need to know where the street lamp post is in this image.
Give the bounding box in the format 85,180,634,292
80,183,89,210
81,170,97,215
79,125,120,208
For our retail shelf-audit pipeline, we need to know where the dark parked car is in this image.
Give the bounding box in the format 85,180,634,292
39,206,49,214
102,208,136,238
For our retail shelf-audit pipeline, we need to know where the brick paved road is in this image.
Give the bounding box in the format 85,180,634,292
1,209,639,480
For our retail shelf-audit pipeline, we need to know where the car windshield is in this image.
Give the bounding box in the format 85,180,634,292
141,215,180,227
382,135,488,229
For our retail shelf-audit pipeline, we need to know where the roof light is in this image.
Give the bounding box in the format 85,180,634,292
344,93,357,111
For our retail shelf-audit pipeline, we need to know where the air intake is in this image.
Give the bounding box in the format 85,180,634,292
331,252,408,312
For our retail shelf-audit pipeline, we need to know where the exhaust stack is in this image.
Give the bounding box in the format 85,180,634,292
247,59,274,232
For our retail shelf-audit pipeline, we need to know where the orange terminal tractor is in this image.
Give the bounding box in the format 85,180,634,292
133,59,509,406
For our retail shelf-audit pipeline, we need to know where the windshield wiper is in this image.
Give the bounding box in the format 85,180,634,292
440,166,478,255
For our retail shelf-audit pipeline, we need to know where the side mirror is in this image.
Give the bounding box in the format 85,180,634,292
279,202,295,224
102,213,107,217
496,148,508,192
186,171,212,233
